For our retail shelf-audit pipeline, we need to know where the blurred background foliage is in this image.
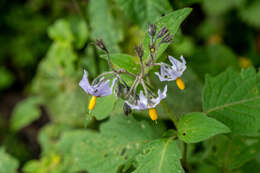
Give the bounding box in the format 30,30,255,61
0,0,260,172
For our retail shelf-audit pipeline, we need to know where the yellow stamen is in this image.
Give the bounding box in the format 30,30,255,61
88,96,97,111
150,47,155,53
149,108,158,121
176,77,185,90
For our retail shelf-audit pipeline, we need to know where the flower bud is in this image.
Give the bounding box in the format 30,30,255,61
123,103,132,116
134,44,144,58
156,26,168,39
96,38,108,52
148,24,156,37
161,33,173,43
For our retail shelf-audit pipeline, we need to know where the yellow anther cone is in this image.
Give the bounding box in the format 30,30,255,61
88,96,97,111
176,78,185,90
149,108,158,121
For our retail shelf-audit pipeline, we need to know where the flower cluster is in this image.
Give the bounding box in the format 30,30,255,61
79,24,187,121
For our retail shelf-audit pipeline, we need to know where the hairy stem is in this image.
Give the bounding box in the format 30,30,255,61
141,79,148,96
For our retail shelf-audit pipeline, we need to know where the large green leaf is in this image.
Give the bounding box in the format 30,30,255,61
89,0,123,52
56,115,166,173
153,68,203,119
10,96,42,131
32,42,87,126
203,68,260,136
100,53,139,74
38,123,73,155
143,8,192,61
191,44,239,81
206,135,259,171
91,95,117,120
68,16,88,49
133,138,184,173
115,0,172,27
177,112,230,143
47,19,74,43
48,87,88,126
0,148,19,173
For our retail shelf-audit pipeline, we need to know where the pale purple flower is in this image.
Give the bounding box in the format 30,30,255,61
79,70,117,97
155,55,186,81
126,85,167,110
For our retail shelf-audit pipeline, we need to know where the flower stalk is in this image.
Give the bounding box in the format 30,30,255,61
79,24,187,122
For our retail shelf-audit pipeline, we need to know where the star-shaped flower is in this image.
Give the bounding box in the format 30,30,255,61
79,70,117,110
155,56,186,90
126,86,167,120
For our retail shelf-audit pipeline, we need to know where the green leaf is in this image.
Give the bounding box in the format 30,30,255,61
153,68,203,119
69,16,89,49
56,115,165,173
10,97,42,131
115,0,172,27
32,42,77,98
191,44,239,81
91,95,117,120
143,8,192,61
23,153,63,173
240,0,260,28
32,41,88,126
178,112,230,143
0,148,19,173
48,88,89,126
38,123,72,155
100,53,139,74
203,67,260,136
89,0,123,52
48,19,74,43
206,135,259,170
133,138,184,173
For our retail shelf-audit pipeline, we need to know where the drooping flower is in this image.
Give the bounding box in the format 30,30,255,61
79,70,117,111
155,55,186,90
126,86,167,120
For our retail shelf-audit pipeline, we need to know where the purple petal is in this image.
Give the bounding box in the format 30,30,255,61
169,56,181,69
151,85,167,107
95,78,118,97
79,70,94,94
96,81,111,96
180,55,186,65
126,101,148,110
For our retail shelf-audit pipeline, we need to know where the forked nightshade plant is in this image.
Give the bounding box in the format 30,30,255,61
79,24,187,121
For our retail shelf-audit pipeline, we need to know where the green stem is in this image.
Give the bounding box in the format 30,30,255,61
160,100,178,127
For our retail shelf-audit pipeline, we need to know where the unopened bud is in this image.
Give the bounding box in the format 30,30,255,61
148,24,156,37
161,33,173,43
115,82,129,99
134,44,144,58
96,39,108,52
156,27,168,39
123,103,132,116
